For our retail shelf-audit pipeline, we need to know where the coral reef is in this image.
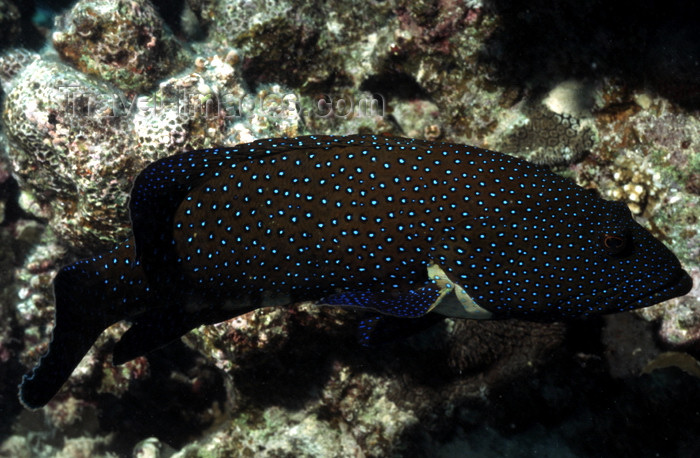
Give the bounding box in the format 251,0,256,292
0,49,39,88
498,105,597,166
587,92,700,345
175,305,567,456
52,0,190,93
3,58,137,248
602,313,660,378
0,0,698,456
189,0,399,90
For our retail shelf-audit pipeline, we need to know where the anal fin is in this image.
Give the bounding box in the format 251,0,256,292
316,282,443,318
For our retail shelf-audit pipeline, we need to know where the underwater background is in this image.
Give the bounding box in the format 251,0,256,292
0,0,699,456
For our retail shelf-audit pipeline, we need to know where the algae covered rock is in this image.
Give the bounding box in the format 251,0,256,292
2,58,140,247
52,0,190,93
190,0,398,89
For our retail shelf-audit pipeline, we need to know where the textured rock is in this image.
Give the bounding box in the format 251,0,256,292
189,0,399,90
3,58,144,248
498,105,597,166
52,0,190,93
0,49,39,90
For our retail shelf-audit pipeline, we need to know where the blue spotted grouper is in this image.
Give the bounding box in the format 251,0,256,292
19,134,692,408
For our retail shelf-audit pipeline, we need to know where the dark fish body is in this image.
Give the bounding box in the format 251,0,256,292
19,135,692,408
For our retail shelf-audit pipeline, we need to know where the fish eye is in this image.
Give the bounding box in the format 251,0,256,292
602,232,630,256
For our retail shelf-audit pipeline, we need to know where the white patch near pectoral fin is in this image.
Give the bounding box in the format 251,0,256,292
426,263,492,319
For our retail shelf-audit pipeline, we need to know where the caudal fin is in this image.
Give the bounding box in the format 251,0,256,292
19,266,108,408
19,239,149,409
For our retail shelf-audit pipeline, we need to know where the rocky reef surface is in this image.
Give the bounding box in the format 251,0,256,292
0,0,698,456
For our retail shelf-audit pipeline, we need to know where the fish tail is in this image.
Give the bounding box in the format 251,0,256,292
19,266,111,408
19,240,147,408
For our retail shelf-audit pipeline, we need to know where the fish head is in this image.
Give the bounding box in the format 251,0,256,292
438,190,692,319
554,197,693,316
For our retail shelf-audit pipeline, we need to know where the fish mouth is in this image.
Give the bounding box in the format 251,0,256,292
557,266,693,317
610,267,693,312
